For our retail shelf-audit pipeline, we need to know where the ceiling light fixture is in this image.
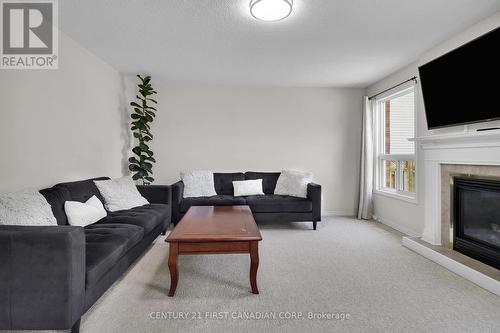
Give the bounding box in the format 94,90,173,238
250,0,293,22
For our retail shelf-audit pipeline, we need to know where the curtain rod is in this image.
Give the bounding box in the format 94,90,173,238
368,76,418,100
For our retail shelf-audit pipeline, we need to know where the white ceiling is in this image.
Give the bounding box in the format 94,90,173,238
60,0,500,87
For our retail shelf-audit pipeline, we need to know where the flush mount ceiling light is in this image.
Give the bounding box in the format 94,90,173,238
250,0,293,22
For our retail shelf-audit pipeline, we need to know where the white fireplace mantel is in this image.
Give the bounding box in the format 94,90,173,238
411,129,500,149
415,130,500,245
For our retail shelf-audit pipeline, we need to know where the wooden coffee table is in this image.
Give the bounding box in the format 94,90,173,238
165,205,262,297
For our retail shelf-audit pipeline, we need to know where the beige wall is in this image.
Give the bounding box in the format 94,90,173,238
0,31,129,192
366,12,500,236
147,85,364,214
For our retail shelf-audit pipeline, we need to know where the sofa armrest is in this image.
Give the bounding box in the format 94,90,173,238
0,225,85,331
171,181,184,224
137,185,171,205
307,183,321,222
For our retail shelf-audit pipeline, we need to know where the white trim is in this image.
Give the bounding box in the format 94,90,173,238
374,189,418,204
402,237,500,296
322,210,356,217
422,160,442,245
379,154,415,161
373,215,421,237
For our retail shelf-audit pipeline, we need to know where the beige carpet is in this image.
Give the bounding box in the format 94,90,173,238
8,217,500,332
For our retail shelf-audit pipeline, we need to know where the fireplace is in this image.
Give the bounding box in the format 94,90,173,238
408,134,500,295
453,177,500,269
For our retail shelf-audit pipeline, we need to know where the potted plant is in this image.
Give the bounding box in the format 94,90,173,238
128,75,157,185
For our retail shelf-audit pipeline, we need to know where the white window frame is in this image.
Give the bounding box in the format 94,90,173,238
373,84,418,203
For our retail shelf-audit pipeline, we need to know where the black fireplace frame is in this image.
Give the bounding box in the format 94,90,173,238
453,177,500,270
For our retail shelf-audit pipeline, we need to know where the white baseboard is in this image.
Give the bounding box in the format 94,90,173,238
322,211,355,217
373,215,421,237
402,237,500,296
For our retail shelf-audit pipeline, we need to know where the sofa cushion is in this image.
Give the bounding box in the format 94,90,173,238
54,177,109,204
65,196,107,227
0,190,57,226
245,195,312,213
40,186,71,225
94,177,149,212
180,195,246,213
245,172,281,194
233,179,264,196
181,170,217,198
214,172,245,195
97,204,169,234
274,170,312,198
84,223,143,287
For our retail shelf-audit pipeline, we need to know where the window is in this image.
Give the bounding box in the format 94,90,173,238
374,87,416,200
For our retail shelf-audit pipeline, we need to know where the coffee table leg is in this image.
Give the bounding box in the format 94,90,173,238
249,241,259,294
168,242,179,297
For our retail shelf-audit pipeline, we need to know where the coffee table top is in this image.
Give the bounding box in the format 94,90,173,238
166,206,262,242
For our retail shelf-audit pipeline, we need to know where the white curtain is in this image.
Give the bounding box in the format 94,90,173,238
357,96,374,220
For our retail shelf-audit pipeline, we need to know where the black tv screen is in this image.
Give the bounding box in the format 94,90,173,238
419,27,500,129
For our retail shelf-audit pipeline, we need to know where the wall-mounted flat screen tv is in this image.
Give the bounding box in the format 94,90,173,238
418,27,500,129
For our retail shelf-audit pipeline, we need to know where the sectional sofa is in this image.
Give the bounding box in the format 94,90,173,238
172,171,321,230
0,178,171,333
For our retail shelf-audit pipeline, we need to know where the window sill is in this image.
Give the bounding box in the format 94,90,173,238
374,189,418,204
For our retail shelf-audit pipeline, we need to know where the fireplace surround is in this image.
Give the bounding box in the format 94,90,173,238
402,131,500,296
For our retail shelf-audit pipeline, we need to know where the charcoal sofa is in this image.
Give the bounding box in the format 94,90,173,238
0,177,171,333
172,172,321,229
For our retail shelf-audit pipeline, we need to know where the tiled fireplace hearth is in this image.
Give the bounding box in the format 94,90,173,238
403,130,500,296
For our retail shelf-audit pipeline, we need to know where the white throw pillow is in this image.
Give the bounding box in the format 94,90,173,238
64,195,107,227
94,177,149,212
233,179,264,196
274,170,313,198
0,189,57,226
181,170,217,198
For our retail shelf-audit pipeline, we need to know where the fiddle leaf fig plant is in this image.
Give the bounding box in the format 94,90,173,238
128,75,157,185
